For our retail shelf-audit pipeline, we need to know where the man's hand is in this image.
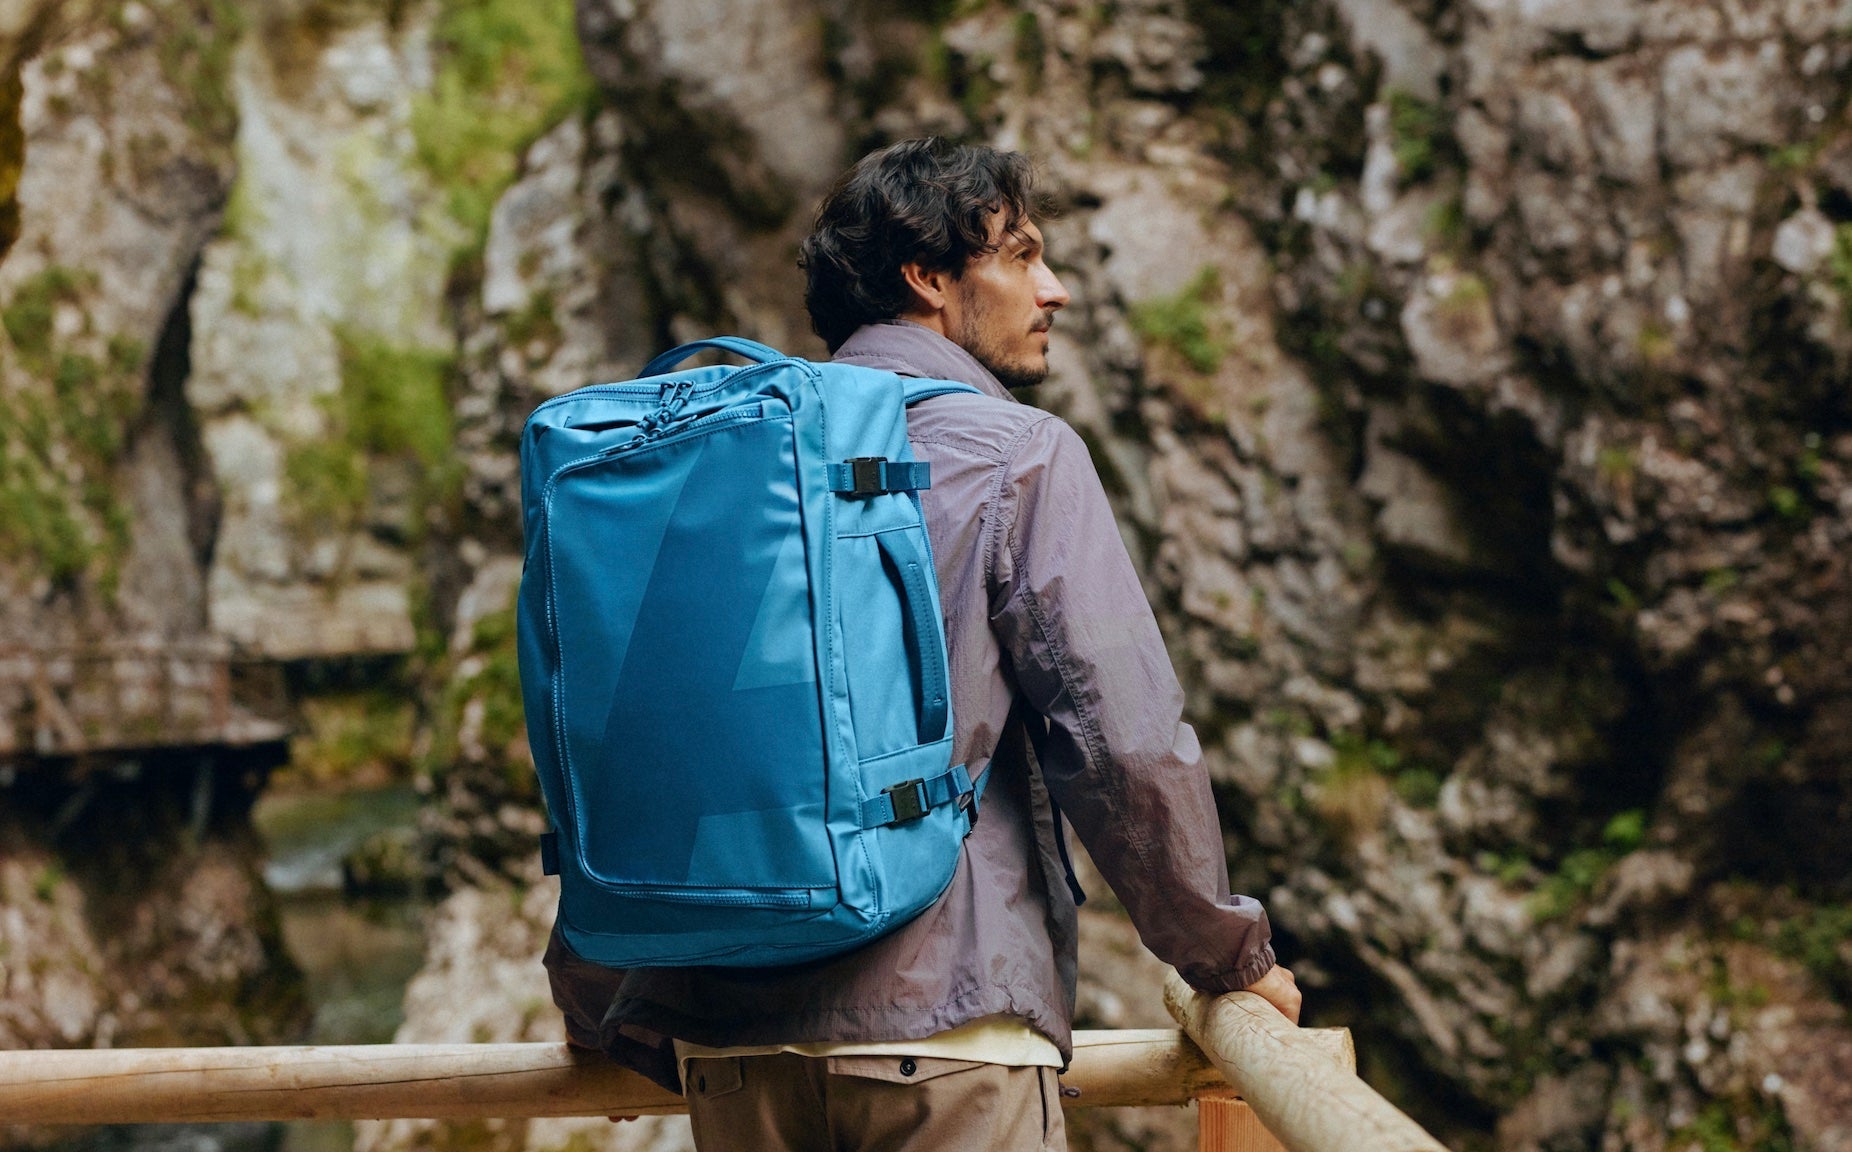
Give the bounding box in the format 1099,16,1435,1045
1242,965,1302,1025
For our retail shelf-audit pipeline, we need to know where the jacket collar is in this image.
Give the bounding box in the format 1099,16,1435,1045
831,319,1016,403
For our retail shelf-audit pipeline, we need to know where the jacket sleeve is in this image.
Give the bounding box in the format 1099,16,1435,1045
987,415,1275,994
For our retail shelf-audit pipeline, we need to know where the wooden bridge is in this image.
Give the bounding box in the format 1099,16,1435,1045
0,972,1448,1152
0,642,289,762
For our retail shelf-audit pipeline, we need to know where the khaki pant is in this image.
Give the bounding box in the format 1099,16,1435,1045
685,1052,1067,1151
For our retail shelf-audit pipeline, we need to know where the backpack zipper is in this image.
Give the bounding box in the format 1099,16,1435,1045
526,357,799,419
540,402,781,501
598,885,819,909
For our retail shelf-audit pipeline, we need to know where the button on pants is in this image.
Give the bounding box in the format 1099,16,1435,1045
685,1052,1067,1151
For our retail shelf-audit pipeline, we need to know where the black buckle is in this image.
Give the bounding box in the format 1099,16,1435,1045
849,456,887,495
884,778,929,823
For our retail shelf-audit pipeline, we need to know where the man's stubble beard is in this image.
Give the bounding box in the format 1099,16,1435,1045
951,282,1051,391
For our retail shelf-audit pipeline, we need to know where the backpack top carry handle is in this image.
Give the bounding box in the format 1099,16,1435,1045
641,337,785,378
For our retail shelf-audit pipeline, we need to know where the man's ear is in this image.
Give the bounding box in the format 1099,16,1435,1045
899,261,952,316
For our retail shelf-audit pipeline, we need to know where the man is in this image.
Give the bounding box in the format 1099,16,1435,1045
548,137,1298,1150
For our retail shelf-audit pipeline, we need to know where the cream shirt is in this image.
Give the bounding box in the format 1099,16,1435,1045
674,1013,1062,1083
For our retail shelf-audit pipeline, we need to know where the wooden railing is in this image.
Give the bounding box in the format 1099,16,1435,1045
0,973,1451,1152
0,642,289,759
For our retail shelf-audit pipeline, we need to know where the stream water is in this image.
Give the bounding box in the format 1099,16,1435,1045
254,785,433,1152
254,786,432,1043
40,786,437,1152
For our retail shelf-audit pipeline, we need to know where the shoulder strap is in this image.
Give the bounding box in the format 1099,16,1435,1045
1013,699,1087,908
902,378,981,406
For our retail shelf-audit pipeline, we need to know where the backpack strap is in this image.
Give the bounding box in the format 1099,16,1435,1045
1016,701,1087,908
824,378,980,494
640,337,784,377
902,378,981,406
858,763,977,828
827,458,933,495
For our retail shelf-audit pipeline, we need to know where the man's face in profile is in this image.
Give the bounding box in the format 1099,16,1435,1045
947,215,1069,390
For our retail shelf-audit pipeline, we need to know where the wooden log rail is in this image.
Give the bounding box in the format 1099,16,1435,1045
0,976,1452,1152
1166,973,1450,1152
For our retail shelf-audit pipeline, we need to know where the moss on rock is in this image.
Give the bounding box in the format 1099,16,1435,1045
0,265,144,593
412,0,593,250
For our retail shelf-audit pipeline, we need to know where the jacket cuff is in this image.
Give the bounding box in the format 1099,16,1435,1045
1182,941,1277,996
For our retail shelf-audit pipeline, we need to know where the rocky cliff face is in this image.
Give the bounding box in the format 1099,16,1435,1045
0,0,306,1060
1,1,1848,1150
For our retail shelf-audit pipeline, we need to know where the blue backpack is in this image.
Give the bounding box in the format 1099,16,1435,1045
517,337,985,968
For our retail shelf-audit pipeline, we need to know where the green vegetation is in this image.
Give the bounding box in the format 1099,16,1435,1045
429,605,534,796
283,438,369,535
283,329,458,539
1313,737,1391,841
1637,320,1676,366
337,331,455,469
218,176,272,314
502,289,561,351
1332,734,1444,810
1265,708,1315,738
1436,268,1488,314
1128,267,1226,374
1771,903,1852,1000
1767,485,1807,522
155,0,247,143
1388,90,1445,184
1606,578,1639,612
2,266,88,370
1767,140,1819,173
1798,433,1824,483
1755,432,1830,528
1669,1097,1796,1152
1526,809,1648,921
1333,732,1403,776
1830,223,1852,316
1423,196,1467,252
464,607,525,756
284,691,420,788
1184,0,1289,119
1393,767,1442,808
0,266,141,592
1603,808,1647,851
951,50,1002,128
32,862,64,902
1596,444,1635,482
412,0,595,248
1478,850,1533,886
1310,733,1448,840
1012,10,1044,90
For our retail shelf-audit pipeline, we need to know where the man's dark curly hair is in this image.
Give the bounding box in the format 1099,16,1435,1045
799,138,1043,353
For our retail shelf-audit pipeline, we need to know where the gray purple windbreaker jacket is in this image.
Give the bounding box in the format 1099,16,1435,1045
546,319,1275,1092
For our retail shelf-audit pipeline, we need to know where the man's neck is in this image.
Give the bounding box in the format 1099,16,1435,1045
894,309,948,339
831,320,1014,403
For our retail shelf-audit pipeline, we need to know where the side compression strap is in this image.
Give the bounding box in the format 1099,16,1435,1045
859,763,975,827
827,458,931,495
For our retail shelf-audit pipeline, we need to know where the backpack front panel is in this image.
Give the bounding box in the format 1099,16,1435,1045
543,401,837,897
